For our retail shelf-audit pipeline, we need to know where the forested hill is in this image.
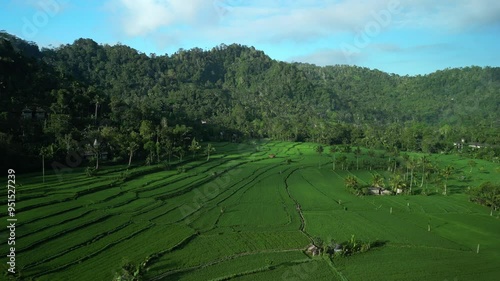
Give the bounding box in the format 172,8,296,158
1,32,499,170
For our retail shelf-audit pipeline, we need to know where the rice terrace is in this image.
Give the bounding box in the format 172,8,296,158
1,9,500,280
1,141,499,281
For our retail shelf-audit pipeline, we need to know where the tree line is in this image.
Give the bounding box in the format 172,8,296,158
0,31,499,172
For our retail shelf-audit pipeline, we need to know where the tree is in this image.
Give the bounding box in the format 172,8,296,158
419,156,429,188
139,120,155,164
345,175,359,194
441,166,454,195
205,143,215,161
371,174,385,189
315,145,324,168
125,132,140,167
165,138,173,164
39,145,54,183
143,140,155,165
337,155,348,170
354,146,362,170
367,150,375,170
329,146,337,170
189,137,201,158
406,157,417,194
469,182,500,216
91,138,101,169
174,146,185,162
390,174,406,195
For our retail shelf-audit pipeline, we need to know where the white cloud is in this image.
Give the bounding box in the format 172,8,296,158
105,0,500,53
289,48,365,66
107,0,406,42
399,0,500,30
108,0,219,36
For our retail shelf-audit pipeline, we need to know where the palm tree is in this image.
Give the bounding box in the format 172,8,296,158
39,145,54,183
345,175,359,194
189,137,201,158
174,146,185,162
441,166,454,195
337,155,348,170
367,150,376,170
329,146,337,170
388,146,399,173
205,143,215,161
372,174,385,189
127,141,138,167
315,145,324,168
419,156,429,188
165,138,173,164
390,174,406,195
354,146,362,170
406,158,417,194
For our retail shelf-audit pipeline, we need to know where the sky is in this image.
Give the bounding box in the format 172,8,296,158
1,0,500,75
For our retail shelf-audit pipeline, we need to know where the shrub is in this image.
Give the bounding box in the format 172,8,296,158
85,166,97,177
331,235,379,258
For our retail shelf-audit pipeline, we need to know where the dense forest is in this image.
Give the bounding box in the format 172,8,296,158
1,31,499,172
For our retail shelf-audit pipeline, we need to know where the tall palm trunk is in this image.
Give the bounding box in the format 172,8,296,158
410,168,414,194
128,150,134,167
95,152,99,170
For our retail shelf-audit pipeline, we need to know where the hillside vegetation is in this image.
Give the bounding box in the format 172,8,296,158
0,31,499,171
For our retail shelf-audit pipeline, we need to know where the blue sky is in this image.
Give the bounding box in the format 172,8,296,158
2,0,500,75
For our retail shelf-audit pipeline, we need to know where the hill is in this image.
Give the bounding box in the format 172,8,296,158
0,31,499,171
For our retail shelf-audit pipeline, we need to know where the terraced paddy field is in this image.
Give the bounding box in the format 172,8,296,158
1,141,499,280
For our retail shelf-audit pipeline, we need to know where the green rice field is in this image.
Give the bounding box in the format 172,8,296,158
1,141,499,280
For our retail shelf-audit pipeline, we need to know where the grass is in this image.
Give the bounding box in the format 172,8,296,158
0,140,498,280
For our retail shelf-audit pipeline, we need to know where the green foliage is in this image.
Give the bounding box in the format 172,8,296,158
113,262,145,281
469,182,500,214
1,31,499,170
334,235,374,257
85,166,97,177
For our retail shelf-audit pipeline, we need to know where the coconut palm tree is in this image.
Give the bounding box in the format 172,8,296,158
406,157,417,194
189,137,201,158
329,146,337,170
205,143,215,161
337,155,348,170
345,175,359,192
390,174,406,195
39,144,54,183
344,176,359,195
315,145,324,168
419,156,429,188
371,174,385,189
367,150,376,170
354,146,362,170
441,166,454,195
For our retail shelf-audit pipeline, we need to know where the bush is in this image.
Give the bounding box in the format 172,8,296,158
469,182,499,213
361,187,370,196
85,166,97,177
331,235,377,257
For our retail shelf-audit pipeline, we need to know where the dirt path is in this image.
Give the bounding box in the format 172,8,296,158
283,168,313,242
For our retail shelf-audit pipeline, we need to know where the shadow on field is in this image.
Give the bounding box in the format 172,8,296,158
371,240,389,248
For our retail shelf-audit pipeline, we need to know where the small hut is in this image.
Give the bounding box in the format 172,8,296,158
306,244,321,256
